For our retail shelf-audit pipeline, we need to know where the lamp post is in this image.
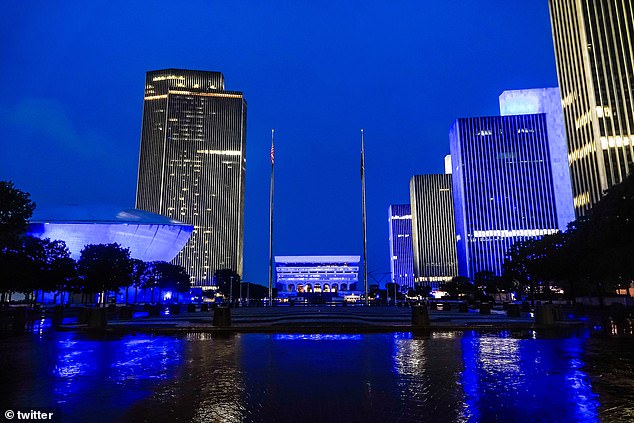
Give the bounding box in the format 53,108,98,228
229,276,233,306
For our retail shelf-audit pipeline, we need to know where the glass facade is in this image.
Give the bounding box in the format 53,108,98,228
388,204,414,290
136,69,247,286
549,0,634,215
275,256,360,297
409,175,458,289
450,114,559,278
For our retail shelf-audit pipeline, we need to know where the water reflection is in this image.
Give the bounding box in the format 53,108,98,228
272,334,363,341
51,333,185,418
391,332,467,422
0,330,620,422
460,331,599,422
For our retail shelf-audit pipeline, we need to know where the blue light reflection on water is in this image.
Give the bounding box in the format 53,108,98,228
460,331,599,422
0,329,610,423
272,334,363,341
47,332,185,420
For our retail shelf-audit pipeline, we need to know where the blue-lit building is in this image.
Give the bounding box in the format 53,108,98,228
499,88,575,230
388,205,414,291
450,112,564,278
27,208,193,262
275,256,360,299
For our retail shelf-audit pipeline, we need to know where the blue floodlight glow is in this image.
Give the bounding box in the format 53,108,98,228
274,255,361,298
388,204,414,290
27,208,193,262
450,113,562,277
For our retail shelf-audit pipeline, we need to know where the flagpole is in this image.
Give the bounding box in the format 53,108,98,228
268,129,275,305
361,129,369,306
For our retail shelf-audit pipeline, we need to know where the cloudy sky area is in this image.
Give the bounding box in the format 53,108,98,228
0,1,559,285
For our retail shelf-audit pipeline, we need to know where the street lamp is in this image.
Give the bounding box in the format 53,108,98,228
229,276,233,305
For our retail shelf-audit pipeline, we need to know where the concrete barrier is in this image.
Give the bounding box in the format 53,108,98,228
535,304,555,325
78,307,91,324
213,306,232,327
411,305,430,327
507,304,521,317
52,305,64,326
119,306,133,320
12,308,27,335
88,308,107,330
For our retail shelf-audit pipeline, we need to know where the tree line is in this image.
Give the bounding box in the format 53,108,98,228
415,170,633,304
0,181,190,307
503,169,633,302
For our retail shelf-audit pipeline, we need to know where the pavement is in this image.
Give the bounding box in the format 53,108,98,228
68,306,585,334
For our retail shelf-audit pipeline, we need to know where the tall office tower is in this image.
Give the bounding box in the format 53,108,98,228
136,69,247,286
450,114,560,278
499,88,576,230
388,204,414,290
548,1,634,215
409,175,458,290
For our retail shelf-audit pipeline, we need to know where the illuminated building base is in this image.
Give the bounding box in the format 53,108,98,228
275,255,361,299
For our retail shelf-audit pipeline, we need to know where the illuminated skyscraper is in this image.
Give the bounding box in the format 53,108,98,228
450,114,560,278
499,87,575,230
388,204,414,290
136,69,247,285
409,175,458,289
548,1,634,215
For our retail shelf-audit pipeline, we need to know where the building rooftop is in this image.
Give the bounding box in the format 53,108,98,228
275,256,360,264
30,206,190,226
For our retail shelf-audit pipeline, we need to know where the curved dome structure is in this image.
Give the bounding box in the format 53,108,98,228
27,208,193,262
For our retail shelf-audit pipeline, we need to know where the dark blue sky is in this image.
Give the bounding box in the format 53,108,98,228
0,1,558,287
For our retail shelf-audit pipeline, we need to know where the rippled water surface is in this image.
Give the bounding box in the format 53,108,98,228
0,329,632,422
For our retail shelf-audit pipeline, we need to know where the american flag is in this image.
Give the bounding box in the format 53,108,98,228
270,141,275,165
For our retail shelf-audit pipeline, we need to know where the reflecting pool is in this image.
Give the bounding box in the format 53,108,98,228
0,329,632,422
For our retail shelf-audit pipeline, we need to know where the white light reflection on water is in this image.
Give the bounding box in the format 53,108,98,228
391,331,468,422
392,332,429,405
187,333,248,423
478,331,522,382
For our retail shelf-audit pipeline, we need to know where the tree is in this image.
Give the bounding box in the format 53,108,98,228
414,284,432,298
47,256,77,305
129,259,148,304
154,261,191,303
385,282,403,304
472,270,501,298
143,261,191,303
0,246,30,303
240,282,270,300
77,243,134,306
444,276,477,299
214,268,241,302
502,170,634,303
37,239,73,303
15,236,49,303
0,181,36,245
